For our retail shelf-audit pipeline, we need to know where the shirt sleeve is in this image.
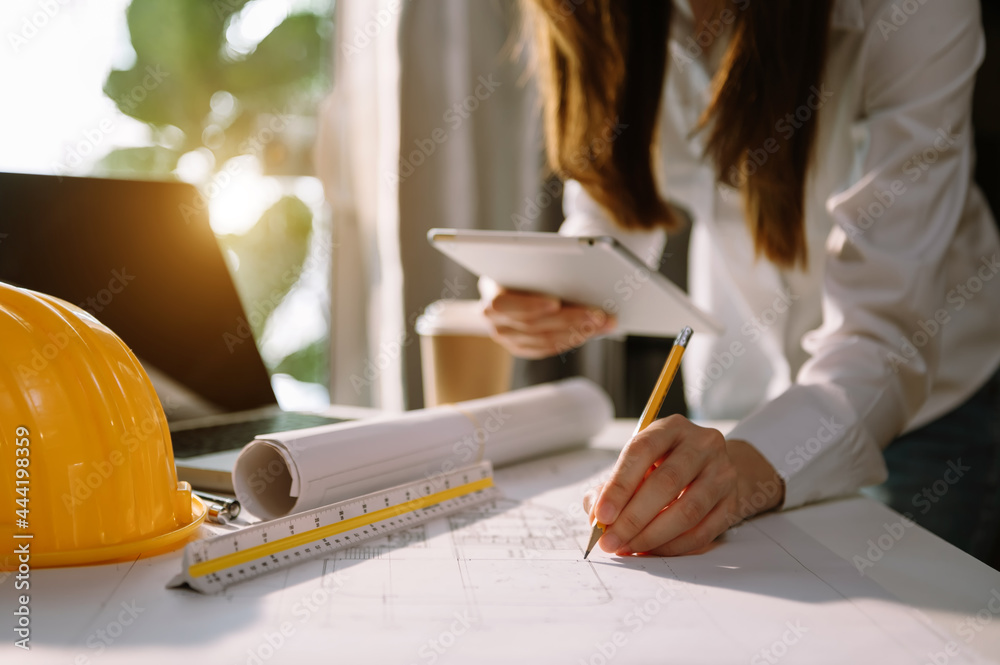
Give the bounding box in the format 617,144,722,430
559,180,668,270
727,0,985,508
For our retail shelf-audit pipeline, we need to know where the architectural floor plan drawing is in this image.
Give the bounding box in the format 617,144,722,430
323,498,614,613
6,447,997,664
208,448,990,664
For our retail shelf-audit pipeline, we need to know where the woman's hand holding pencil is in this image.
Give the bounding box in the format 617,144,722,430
584,421,784,556
583,327,785,558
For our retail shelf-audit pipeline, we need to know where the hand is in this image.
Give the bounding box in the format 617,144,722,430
583,415,784,556
482,287,616,360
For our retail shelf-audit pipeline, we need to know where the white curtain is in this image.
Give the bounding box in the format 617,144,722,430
318,0,633,411
317,0,406,410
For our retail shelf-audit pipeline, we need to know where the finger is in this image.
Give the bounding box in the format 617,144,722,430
617,475,724,555
491,314,612,356
583,480,607,518
583,488,597,515
488,305,611,335
490,309,605,334
489,335,560,360
490,327,568,359
599,443,710,553
593,416,690,527
489,290,561,318
643,497,738,557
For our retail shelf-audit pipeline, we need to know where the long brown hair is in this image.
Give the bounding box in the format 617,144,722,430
524,0,835,268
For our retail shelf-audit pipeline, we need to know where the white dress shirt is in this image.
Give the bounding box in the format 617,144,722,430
559,0,1000,508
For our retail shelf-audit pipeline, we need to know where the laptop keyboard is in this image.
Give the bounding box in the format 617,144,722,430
171,413,345,459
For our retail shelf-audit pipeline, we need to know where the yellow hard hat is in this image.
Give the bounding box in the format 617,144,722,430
0,281,205,568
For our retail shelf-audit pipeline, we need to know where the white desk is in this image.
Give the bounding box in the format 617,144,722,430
3,420,999,664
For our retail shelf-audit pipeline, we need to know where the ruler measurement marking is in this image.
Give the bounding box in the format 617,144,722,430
188,476,493,579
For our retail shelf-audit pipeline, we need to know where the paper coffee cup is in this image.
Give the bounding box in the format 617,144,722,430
416,300,512,406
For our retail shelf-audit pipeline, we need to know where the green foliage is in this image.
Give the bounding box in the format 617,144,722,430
103,0,330,163
273,338,329,386
93,146,180,178
100,0,335,389
217,195,314,338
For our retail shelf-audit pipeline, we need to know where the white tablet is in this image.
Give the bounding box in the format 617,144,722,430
428,229,723,337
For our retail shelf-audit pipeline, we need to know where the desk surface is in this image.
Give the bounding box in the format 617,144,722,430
3,421,999,664
592,419,1000,659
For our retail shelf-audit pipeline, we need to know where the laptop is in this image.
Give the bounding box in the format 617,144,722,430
0,172,347,491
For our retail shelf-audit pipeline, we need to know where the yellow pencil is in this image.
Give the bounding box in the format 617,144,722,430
583,326,693,559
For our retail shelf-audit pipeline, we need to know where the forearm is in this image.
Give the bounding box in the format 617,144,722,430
726,439,785,518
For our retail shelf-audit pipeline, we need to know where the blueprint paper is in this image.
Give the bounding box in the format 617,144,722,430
233,378,614,519
6,447,997,664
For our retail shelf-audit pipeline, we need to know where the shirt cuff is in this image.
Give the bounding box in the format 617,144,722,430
726,384,888,509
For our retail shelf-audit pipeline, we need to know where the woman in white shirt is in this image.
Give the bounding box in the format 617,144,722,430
483,0,1000,562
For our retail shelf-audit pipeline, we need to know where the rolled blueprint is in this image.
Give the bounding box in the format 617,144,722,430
233,378,613,520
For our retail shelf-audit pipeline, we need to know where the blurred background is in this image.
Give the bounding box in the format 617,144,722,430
2,0,672,417
1,0,338,410
3,0,994,418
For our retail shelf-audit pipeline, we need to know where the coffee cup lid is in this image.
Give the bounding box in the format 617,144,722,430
416,300,491,336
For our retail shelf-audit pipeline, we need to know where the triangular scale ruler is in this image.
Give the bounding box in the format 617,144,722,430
170,461,498,593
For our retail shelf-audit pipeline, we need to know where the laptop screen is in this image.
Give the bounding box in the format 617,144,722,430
0,172,276,414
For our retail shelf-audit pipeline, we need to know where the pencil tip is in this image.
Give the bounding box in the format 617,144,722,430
584,523,604,560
